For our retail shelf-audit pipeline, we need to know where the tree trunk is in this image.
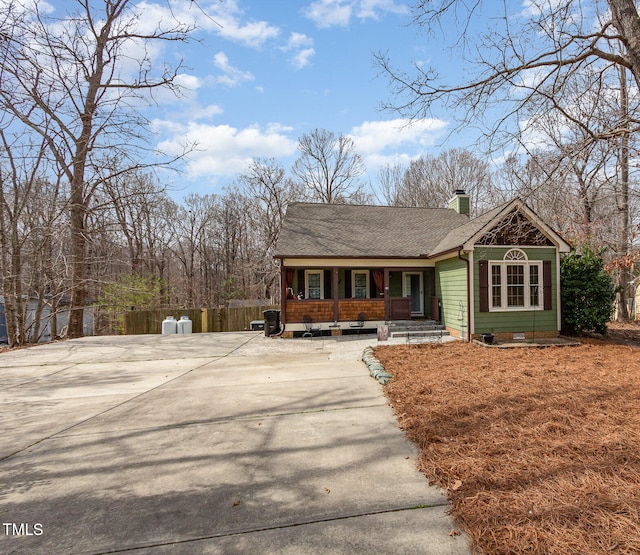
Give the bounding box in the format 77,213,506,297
609,0,640,90
616,64,630,321
66,23,106,338
67,182,88,337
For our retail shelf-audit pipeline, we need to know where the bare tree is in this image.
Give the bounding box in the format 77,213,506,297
377,1,640,138
496,154,581,239
518,71,620,232
376,162,405,205
102,170,172,275
0,128,67,346
378,0,640,319
292,129,366,204
0,0,196,337
239,158,302,299
239,159,301,253
384,149,494,215
171,194,218,307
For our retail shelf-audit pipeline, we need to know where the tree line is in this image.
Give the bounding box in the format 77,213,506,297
2,0,640,346
2,134,637,346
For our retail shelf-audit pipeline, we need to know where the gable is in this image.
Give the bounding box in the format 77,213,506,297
476,209,554,247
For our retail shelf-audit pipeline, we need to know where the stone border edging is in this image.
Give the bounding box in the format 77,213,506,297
362,347,393,384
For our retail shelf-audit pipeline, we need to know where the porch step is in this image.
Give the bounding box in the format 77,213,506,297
387,320,449,340
388,319,443,331
389,329,450,339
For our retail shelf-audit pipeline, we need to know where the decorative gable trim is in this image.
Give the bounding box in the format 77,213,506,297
464,200,570,253
476,209,554,247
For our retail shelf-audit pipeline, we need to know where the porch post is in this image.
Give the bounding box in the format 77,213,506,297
280,262,287,327
333,267,339,323
384,268,390,322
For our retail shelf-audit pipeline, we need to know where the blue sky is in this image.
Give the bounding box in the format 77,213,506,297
143,0,475,194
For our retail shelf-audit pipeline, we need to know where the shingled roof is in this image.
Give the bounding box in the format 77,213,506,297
430,202,511,255
274,202,471,259
432,198,571,254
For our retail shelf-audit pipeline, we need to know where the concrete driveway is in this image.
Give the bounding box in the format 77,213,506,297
0,333,470,554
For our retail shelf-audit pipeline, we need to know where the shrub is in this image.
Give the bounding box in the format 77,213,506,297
561,246,617,335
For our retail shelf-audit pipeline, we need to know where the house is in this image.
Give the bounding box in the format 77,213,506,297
273,191,571,340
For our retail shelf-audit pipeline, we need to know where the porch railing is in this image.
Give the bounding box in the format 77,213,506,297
285,298,385,323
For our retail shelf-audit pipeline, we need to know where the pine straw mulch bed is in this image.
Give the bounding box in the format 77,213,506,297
374,328,640,555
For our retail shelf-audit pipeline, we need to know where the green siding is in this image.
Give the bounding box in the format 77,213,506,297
436,257,468,336
473,247,558,334
449,195,470,216
389,272,403,297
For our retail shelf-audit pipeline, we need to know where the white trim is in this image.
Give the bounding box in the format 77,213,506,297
489,255,543,312
504,248,527,261
556,250,562,330
463,200,571,253
282,257,435,268
351,270,370,299
305,269,324,300
468,250,475,335
472,244,559,249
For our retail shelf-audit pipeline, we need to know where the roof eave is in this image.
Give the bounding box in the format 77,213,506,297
275,254,432,260
426,245,464,259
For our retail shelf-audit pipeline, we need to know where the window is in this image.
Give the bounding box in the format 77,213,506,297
491,265,502,308
352,270,369,299
305,270,324,299
489,250,542,311
529,264,540,307
507,264,524,307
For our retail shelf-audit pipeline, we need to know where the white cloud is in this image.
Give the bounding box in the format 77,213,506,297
155,121,297,178
286,32,314,50
282,33,316,69
292,48,316,69
149,73,202,105
1,0,54,16
131,0,280,48
349,118,448,154
209,0,280,48
357,0,408,20
192,103,225,121
303,0,407,28
304,0,353,28
520,0,568,18
349,118,449,171
174,73,201,91
212,51,255,87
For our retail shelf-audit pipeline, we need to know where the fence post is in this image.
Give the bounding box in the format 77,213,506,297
201,308,208,333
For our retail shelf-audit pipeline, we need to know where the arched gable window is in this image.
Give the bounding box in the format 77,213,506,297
489,249,541,310
504,249,527,261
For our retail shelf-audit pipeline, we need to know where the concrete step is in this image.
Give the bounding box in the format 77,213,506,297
388,320,449,340
388,320,446,335
390,329,450,339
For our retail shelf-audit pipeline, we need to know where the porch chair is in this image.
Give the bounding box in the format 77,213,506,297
302,315,321,338
349,312,367,334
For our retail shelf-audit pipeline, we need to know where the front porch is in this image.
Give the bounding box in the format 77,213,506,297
280,265,440,337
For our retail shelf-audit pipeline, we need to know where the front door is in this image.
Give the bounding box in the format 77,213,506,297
403,272,424,316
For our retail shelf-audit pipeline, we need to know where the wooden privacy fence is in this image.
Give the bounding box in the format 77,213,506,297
124,306,279,335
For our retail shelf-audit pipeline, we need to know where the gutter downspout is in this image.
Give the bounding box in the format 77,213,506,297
458,250,472,342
